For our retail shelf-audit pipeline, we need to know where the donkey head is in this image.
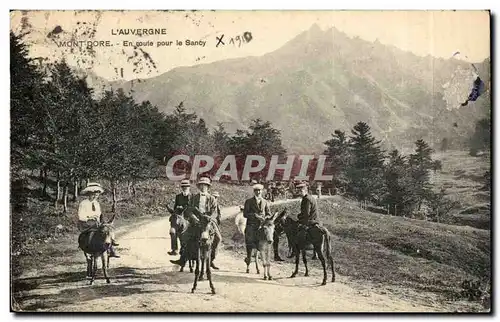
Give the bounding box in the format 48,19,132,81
199,215,214,245
259,212,279,244
98,213,116,247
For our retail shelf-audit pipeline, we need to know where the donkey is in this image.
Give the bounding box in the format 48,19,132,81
279,210,335,285
244,211,281,279
256,212,281,280
191,214,217,294
78,214,116,285
275,210,318,260
166,205,195,273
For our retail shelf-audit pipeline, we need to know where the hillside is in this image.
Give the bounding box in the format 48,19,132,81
107,24,490,152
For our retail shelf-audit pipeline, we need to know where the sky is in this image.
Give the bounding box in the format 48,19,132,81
10,10,490,81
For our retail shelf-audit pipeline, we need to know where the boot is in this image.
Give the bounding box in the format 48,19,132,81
170,254,186,266
109,246,120,258
168,250,178,255
210,261,220,270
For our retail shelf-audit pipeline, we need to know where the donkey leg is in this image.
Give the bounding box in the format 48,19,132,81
314,244,327,285
255,250,260,274
290,248,300,278
101,255,110,283
191,254,200,293
302,250,309,277
206,254,216,295
90,256,97,285
328,252,335,282
199,256,205,280
261,253,267,280
84,253,91,279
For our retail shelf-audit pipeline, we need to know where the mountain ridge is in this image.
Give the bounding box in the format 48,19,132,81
95,24,490,153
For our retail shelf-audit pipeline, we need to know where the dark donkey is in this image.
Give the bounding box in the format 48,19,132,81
278,209,335,285
78,214,116,285
275,215,319,260
188,210,217,294
166,205,195,273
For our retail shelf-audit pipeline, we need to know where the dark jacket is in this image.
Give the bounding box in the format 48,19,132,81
170,192,191,224
174,193,191,212
298,194,318,225
243,196,271,227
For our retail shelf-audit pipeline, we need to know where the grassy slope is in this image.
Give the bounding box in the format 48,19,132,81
430,150,490,229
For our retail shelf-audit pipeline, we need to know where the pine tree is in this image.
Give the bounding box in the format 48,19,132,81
323,130,350,192
347,122,385,203
408,139,434,212
383,150,413,215
10,32,46,180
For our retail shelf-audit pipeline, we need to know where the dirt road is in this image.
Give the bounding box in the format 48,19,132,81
14,200,447,312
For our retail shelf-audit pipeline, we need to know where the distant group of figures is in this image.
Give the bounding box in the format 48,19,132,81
75,177,336,291
263,180,325,202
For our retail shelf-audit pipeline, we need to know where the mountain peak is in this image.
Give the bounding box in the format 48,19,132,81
308,23,322,33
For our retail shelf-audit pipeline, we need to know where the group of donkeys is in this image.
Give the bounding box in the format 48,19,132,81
77,205,335,294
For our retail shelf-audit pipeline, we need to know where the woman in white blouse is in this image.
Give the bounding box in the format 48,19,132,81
78,182,120,258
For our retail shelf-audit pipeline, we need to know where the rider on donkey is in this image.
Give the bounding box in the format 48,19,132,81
243,183,272,265
168,179,192,256
77,182,120,258
296,182,328,235
170,177,222,270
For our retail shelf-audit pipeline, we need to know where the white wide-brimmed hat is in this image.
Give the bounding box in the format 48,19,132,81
252,183,264,190
180,179,191,187
197,177,211,186
81,182,104,195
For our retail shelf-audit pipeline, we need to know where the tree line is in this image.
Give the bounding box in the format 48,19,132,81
10,32,288,213
322,122,456,221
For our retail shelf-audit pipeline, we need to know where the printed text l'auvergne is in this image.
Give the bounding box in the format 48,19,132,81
111,28,167,36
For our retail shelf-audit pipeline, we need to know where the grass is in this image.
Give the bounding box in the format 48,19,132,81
220,195,490,310
430,150,490,229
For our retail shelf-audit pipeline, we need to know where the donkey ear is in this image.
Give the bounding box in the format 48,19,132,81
107,213,116,224
166,205,175,214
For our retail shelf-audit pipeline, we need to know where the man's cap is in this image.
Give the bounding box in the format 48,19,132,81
197,177,211,186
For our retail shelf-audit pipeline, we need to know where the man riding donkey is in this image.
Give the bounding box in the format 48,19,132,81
170,177,222,270
77,182,120,258
243,182,273,266
168,179,192,256
296,181,328,242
